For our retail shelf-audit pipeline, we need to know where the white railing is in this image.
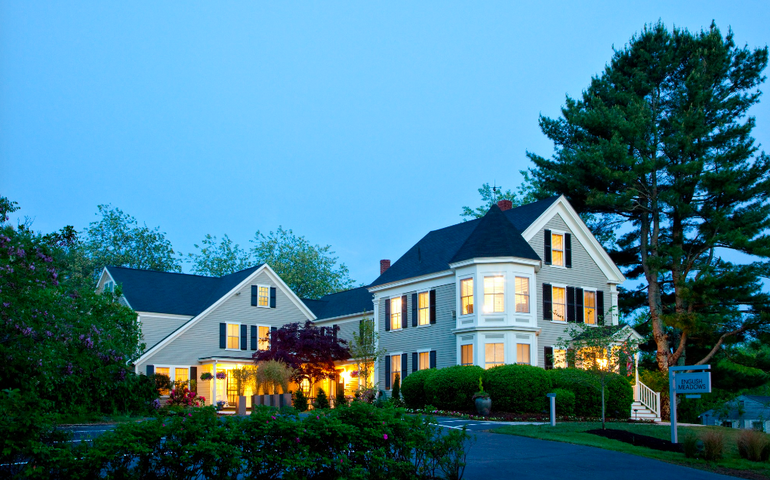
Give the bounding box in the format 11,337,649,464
634,380,661,418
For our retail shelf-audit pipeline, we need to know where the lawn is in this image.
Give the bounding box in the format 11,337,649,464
494,422,770,480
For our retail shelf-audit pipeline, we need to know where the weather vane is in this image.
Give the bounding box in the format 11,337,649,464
491,182,501,202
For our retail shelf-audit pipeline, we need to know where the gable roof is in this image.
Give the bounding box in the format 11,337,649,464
304,286,373,321
370,197,557,287
107,265,262,316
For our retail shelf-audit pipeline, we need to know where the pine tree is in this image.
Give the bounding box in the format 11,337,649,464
313,388,330,410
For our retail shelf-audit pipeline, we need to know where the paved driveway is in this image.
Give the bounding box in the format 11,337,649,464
432,418,739,480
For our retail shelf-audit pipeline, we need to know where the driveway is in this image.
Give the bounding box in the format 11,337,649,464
432,418,740,480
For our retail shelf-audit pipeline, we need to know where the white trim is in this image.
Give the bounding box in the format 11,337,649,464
416,347,432,354
368,270,453,292
449,257,541,270
136,312,193,320
452,326,542,335
312,311,373,324
99,268,132,309
224,322,242,351
521,196,625,284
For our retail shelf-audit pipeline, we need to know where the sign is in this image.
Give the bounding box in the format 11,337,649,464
675,372,711,393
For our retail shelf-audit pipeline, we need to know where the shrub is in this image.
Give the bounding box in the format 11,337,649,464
256,360,293,394
334,389,347,408
548,368,632,418
294,390,309,412
154,373,171,394
682,432,701,458
391,373,404,407
424,365,485,411
401,368,437,409
702,430,724,461
314,388,330,410
165,387,205,408
737,429,770,462
552,388,575,416
483,364,551,413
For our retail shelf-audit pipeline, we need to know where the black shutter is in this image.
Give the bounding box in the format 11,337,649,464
597,291,605,325
576,288,584,323
412,293,418,327
251,326,257,350
401,295,408,329
430,290,436,324
270,287,277,308
544,229,552,265
270,326,277,350
429,350,436,369
385,357,391,389
565,233,572,268
401,353,408,379
543,284,552,320
241,324,248,350
567,286,576,323
146,364,155,376
544,346,553,370
251,286,258,306
384,299,391,331
359,319,364,338
412,352,418,373
190,367,197,392
219,323,227,349
333,324,338,341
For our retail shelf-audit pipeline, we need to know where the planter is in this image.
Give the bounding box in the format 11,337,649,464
238,395,247,416
475,397,492,416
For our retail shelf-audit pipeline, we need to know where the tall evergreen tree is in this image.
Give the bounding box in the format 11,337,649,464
527,23,770,374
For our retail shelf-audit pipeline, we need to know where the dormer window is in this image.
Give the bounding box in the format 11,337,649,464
104,281,114,293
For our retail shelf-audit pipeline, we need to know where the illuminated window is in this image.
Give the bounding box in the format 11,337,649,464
483,276,505,313
551,233,564,266
418,292,430,325
258,286,270,307
299,378,311,396
552,287,566,322
460,278,474,315
584,291,596,325
390,355,402,389
515,277,530,313
418,351,430,370
390,297,402,330
258,325,270,350
227,323,240,349
553,349,567,368
517,344,531,365
175,367,189,388
156,367,170,395
485,343,504,369
461,344,474,366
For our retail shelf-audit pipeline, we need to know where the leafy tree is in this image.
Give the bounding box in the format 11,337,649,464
251,227,354,299
460,182,537,220
348,317,386,392
527,22,770,375
253,321,350,388
187,233,252,277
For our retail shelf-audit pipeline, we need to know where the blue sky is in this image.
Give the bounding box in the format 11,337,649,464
2,2,769,285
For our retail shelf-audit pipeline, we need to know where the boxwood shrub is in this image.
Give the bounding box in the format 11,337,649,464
548,368,633,418
424,365,485,411
552,388,575,416
482,364,551,413
401,368,437,409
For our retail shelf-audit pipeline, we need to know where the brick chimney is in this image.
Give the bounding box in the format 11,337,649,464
497,199,513,211
380,259,391,275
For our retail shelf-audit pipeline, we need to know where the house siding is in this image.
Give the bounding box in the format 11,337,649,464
138,314,193,351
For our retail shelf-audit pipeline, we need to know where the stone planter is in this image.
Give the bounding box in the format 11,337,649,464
475,397,491,416
238,395,247,416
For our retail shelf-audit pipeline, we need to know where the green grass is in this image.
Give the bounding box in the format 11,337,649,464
495,422,770,479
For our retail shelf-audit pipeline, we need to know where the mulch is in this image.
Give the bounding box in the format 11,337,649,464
587,428,683,453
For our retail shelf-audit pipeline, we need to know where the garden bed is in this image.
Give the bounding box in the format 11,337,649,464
586,428,682,452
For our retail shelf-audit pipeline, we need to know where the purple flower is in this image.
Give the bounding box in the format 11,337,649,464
383,434,388,440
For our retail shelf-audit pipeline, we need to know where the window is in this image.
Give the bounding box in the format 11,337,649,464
584,291,596,325
483,276,505,313
391,355,402,388
552,286,566,322
515,277,530,313
418,351,430,370
227,323,239,349
418,292,430,326
175,367,189,388
258,326,270,350
461,344,474,366
551,233,564,266
485,343,504,369
517,344,531,365
460,278,474,314
553,349,567,369
258,286,269,307
156,367,170,395
104,281,114,293
390,297,402,330
299,378,311,396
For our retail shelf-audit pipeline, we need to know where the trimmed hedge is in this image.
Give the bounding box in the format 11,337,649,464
401,368,438,409
424,365,485,411
552,388,575,416
482,364,551,413
548,368,633,418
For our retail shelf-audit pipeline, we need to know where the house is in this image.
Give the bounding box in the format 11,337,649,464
701,395,770,431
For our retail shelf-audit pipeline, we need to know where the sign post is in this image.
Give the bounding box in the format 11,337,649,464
669,365,711,443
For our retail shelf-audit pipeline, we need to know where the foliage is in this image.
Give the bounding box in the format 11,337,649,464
548,368,633,420
293,390,309,412
251,226,355,299
483,365,551,413
313,388,330,410
460,182,538,220
682,432,701,459
334,389,346,407
166,387,205,408
702,430,725,461
186,233,253,277
401,368,438,410
472,377,490,400
390,373,404,407
349,317,386,392
254,321,350,386
424,365,485,411
526,22,770,374
231,365,258,396
154,373,171,394
737,429,770,462
552,388,575,416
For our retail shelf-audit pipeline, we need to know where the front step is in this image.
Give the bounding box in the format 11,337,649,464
630,401,661,422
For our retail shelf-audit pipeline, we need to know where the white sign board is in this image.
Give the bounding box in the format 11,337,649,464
675,372,711,394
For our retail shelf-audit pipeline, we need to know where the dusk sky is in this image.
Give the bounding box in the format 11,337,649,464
2,2,769,286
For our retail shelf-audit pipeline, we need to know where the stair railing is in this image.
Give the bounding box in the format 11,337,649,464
634,380,660,418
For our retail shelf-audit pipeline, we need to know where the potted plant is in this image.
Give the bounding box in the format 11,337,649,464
200,372,213,381
215,371,227,380
473,377,491,416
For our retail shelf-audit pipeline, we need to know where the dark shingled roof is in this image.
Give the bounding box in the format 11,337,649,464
370,197,557,287
107,265,263,316
304,286,373,321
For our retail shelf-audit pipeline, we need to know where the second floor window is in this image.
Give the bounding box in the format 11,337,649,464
418,292,430,325
584,291,596,325
227,323,239,349
483,276,505,313
258,286,269,307
390,297,402,330
460,278,474,315
551,233,564,266
515,276,530,313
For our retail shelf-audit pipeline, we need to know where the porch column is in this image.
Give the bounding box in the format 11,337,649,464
212,361,217,406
